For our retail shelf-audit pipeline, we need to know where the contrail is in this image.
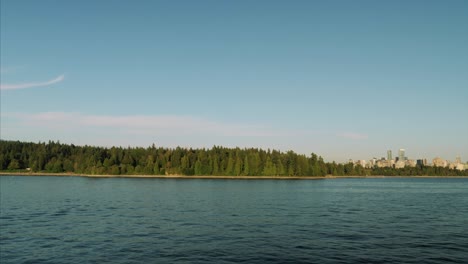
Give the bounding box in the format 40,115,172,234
0,74,65,90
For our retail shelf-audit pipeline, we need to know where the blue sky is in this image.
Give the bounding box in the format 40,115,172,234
1,0,467,162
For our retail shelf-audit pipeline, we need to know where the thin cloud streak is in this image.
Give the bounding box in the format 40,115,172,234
0,74,65,90
5,112,284,137
3,112,361,140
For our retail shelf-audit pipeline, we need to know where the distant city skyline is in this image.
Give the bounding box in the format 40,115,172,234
1,0,467,162
349,147,466,170
353,147,465,164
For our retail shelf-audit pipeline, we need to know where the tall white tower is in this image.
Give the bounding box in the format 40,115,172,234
398,149,405,161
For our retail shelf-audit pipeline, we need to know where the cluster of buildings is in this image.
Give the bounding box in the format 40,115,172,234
350,149,467,171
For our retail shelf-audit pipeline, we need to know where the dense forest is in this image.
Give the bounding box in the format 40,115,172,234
0,140,466,176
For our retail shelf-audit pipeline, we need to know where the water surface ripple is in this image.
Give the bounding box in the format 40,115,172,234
1,176,467,263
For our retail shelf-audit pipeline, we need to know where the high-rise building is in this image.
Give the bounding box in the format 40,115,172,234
387,150,392,161
433,157,447,167
398,149,406,161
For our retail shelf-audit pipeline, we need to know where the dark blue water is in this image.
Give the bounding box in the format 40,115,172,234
1,176,467,263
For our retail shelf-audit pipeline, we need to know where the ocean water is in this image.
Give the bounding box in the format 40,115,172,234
1,176,467,263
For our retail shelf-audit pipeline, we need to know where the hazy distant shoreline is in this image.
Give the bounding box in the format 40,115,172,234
0,172,323,179
1,172,466,179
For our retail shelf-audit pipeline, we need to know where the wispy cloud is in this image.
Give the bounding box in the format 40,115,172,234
337,132,368,140
0,74,65,90
4,112,284,137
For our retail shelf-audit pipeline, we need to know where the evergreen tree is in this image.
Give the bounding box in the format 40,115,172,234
243,155,250,176
194,160,203,175
7,159,20,170
234,156,242,176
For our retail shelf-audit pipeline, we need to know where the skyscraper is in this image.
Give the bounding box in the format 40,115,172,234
398,149,405,161
387,150,392,161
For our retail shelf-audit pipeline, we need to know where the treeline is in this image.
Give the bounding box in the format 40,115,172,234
0,140,466,176
0,140,330,176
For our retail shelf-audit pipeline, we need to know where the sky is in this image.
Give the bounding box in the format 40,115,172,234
1,0,467,163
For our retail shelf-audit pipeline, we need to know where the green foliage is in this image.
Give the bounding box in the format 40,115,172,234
7,159,20,170
194,160,202,175
0,140,466,176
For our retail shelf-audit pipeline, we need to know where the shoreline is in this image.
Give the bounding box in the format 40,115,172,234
0,172,324,180
0,172,467,179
